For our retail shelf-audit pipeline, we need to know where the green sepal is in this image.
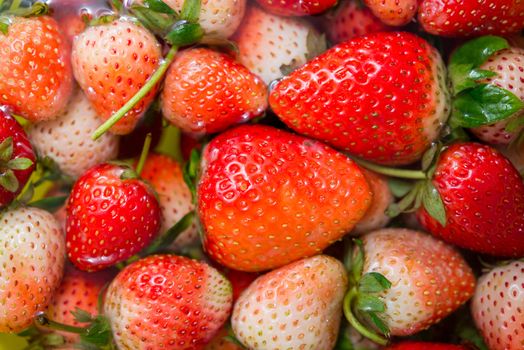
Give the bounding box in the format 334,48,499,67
142,210,195,255
386,181,424,217
165,20,204,47
79,315,114,348
449,36,509,93
6,1,48,17
0,137,13,161
29,195,67,213
421,181,447,226
129,5,174,34
0,15,9,34
7,157,33,170
0,169,18,192
143,0,176,15
355,294,386,313
387,178,413,198
180,0,201,23
358,272,392,294
421,143,442,172
305,30,327,61
367,312,390,337
350,239,364,286
183,148,201,205
72,308,94,323
505,114,524,132
110,0,123,12
451,84,524,128
224,322,247,349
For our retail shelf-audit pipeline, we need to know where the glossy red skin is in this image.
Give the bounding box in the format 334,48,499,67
0,110,36,207
417,143,524,257
66,163,161,271
225,269,259,302
418,0,524,37
386,342,470,350
256,0,337,16
270,32,446,166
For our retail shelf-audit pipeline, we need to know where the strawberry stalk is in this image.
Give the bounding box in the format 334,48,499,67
135,133,153,176
351,157,426,180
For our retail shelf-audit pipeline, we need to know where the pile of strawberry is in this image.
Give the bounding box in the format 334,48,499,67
0,0,523,349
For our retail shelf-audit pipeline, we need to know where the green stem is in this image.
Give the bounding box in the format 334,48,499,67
91,46,179,140
135,133,152,176
8,0,20,11
343,288,389,346
350,156,426,180
35,314,85,335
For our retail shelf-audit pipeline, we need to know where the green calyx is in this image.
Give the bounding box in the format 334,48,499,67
343,239,391,346
0,137,33,193
183,148,202,205
0,0,49,34
449,35,524,129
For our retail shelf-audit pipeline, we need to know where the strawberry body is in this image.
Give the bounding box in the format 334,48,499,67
234,5,324,85
198,125,372,271
204,327,244,350
364,0,417,26
232,255,348,349
357,229,475,336
498,143,524,175
418,0,524,37
140,153,198,249
417,143,524,258
0,110,36,207
161,48,267,135
66,163,162,271
29,88,119,179
471,261,524,350
256,0,337,16
386,343,470,350
0,206,65,332
104,255,232,350
0,16,73,122
72,19,162,135
270,32,450,165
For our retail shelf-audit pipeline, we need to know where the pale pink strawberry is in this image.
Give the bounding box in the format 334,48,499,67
471,47,524,145
29,88,119,178
352,170,394,235
72,19,162,135
364,0,417,26
472,261,524,350
232,255,348,349
0,206,65,332
140,153,199,249
323,0,391,44
233,5,325,85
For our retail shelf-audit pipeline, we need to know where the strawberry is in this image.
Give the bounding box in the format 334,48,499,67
353,170,394,235
231,255,348,349
44,264,115,344
344,229,475,345
104,254,232,350
72,19,162,135
418,0,524,37
322,0,391,44
498,143,524,175
0,206,65,333
255,0,337,16
386,342,471,350
66,163,162,271
181,132,203,161
233,5,326,85
0,109,36,207
270,31,450,166
204,327,243,350
471,260,524,350
364,0,417,26
161,47,268,135
198,124,372,272
162,0,246,39
417,143,524,258
0,16,73,122
224,269,259,302
28,88,119,179
140,153,198,249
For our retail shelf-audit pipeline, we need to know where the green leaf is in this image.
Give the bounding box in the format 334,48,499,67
451,84,524,128
358,272,392,294
80,315,113,347
144,211,195,254
387,178,413,198
183,148,201,204
356,295,386,313
30,195,67,213
421,143,441,172
367,312,390,337
0,137,13,161
350,239,364,285
449,36,509,93
144,0,176,14
422,181,447,226
0,16,9,34
7,157,33,170
180,0,200,23
165,21,204,47
71,308,94,323
386,181,424,217
0,169,18,192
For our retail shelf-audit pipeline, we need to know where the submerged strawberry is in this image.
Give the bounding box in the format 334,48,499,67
256,0,337,16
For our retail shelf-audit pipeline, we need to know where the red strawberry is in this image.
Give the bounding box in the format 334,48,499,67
198,124,372,271
353,170,394,235
233,5,326,85
386,342,471,350
224,269,259,302
417,143,524,258
104,255,232,350
0,109,36,207
364,0,417,26
270,32,450,166
72,19,162,135
161,47,268,135
66,163,162,271
344,229,475,343
181,133,203,161
0,16,73,122
471,260,524,350
0,206,65,332
44,264,115,344
140,153,198,249
418,0,524,37
256,0,337,16
323,0,391,44
232,255,348,349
